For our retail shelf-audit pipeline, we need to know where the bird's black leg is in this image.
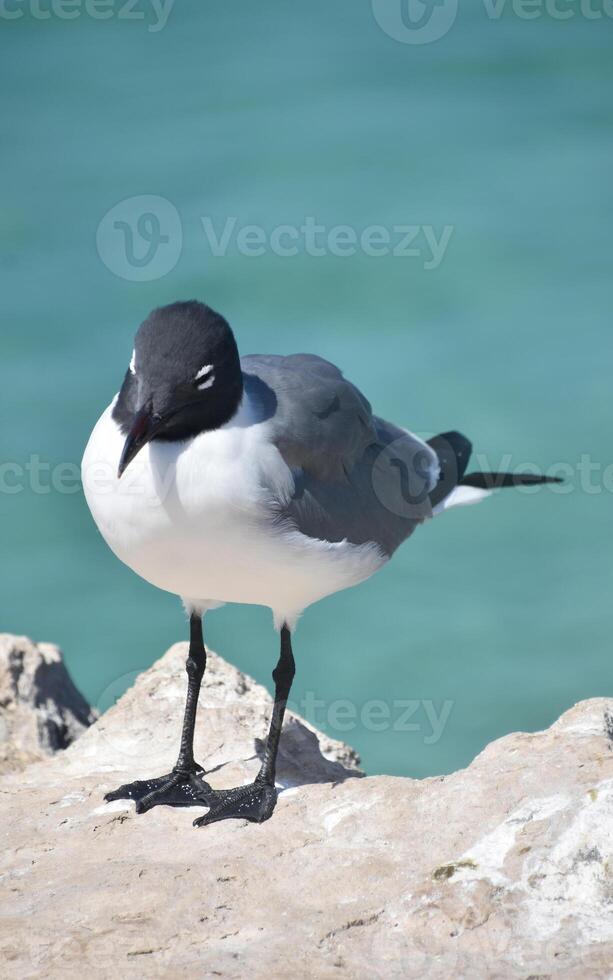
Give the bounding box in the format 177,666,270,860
194,624,295,827
105,614,212,813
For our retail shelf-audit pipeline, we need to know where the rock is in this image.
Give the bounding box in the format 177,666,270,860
0,635,612,978
0,634,97,774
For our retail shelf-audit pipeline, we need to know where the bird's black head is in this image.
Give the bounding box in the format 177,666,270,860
113,301,243,477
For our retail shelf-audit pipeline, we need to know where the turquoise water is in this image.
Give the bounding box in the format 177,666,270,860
2,4,611,778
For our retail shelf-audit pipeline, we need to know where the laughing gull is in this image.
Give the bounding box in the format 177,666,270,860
82,300,559,826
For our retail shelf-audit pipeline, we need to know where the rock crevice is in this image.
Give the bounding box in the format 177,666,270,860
0,634,97,772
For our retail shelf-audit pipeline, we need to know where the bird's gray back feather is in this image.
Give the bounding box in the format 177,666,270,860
241,353,437,556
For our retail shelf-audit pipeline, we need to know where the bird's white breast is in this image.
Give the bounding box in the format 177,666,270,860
81,394,385,628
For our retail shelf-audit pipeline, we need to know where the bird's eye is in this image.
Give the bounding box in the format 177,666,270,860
195,364,215,390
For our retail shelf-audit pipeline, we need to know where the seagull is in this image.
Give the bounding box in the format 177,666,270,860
82,300,559,826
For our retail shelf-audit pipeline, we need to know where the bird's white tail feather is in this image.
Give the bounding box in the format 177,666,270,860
433,484,492,516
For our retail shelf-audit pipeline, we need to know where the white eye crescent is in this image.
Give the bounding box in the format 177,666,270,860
195,364,215,390
129,350,136,374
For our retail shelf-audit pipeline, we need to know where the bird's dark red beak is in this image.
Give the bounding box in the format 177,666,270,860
117,403,164,479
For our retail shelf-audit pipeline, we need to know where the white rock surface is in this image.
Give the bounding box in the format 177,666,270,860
0,636,612,978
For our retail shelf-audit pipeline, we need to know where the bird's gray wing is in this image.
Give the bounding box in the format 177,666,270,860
241,354,438,555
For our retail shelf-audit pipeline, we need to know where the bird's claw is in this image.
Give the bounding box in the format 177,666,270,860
194,781,277,827
105,768,212,814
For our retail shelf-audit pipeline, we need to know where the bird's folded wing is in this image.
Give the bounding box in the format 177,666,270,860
241,354,437,553
241,353,377,481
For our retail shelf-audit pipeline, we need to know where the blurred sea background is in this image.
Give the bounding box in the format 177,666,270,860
1,1,611,777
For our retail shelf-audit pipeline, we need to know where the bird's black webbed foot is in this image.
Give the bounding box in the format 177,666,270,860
105,767,212,814
193,780,277,827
